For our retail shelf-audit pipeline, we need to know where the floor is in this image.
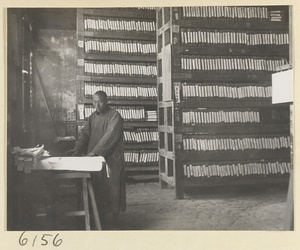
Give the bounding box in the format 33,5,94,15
23,179,289,231
104,181,289,231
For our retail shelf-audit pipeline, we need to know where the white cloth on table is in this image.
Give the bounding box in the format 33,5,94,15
34,156,110,177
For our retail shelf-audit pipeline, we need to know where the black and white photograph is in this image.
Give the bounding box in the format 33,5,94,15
5,3,295,243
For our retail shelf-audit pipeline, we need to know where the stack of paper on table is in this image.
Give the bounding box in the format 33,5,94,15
13,145,45,171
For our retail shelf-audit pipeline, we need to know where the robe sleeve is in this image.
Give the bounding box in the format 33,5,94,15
91,111,123,157
74,118,91,155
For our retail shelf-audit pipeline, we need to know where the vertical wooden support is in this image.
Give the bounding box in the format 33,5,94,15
55,172,102,230
175,183,184,199
82,177,90,230
87,180,102,230
283,5,294,231
283,103,293,230
284,170,293,230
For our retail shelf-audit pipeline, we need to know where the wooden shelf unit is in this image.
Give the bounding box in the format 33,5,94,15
156,6,291,198
76,8,158,179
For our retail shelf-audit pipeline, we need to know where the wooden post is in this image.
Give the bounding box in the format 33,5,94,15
283,103,293,230
284,170,293,230
87,180,102,230
283,6,294,231
82,178,90,230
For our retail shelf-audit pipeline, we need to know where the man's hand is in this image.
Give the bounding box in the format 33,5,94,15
65,148,79,156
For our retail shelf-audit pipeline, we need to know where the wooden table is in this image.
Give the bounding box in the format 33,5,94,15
31,156,106,230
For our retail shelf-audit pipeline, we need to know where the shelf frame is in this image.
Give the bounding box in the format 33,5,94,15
156,6,291,199
76,8,158,180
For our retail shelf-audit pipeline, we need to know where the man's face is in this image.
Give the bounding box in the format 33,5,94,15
93,94,107,113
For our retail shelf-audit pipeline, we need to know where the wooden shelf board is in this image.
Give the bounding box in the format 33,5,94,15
77,121,158,127
176,99,272,108
78,30,156,41
84,53,156,63
82,98,157,106
127,174,159,181
173,72,272,82
124,142,158,149
77,75,156,84
159,149,174,159
180,158,291,165
174,124,290,135
179,149,291,162
158,101,173,108
158,126,174,133
126,165,159,172
176,19,288,31
177,45,289,57
124,121,158,128
182,173,290,187
78,8,156,20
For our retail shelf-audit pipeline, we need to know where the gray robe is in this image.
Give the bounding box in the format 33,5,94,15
75,107,126,215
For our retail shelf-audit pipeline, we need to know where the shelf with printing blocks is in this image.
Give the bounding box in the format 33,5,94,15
156,6,291,198
76,8,158,181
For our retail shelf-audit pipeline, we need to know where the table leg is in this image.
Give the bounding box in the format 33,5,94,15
87,180,102,230
82,178,90,230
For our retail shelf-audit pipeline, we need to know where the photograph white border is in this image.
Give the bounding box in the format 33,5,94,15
1,0,299,249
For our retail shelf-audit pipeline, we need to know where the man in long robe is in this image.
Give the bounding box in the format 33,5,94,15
68,91,126,227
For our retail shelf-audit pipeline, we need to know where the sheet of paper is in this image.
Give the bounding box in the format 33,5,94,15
34,156,105,171
272,69,293,104
77,103,85,120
